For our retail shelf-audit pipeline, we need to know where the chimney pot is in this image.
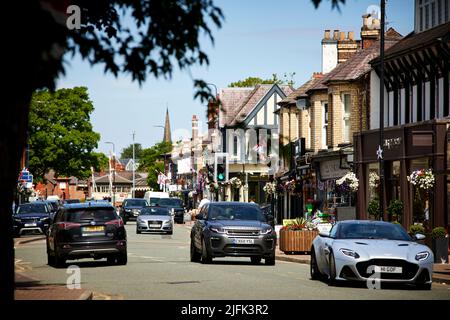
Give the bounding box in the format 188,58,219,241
348,31,354,41
324,29,331,39
333,30,339,40
339,31,346,41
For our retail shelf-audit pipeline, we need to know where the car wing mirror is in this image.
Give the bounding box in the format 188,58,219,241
319,231,330,238
196,214,204,220
414,233,426,241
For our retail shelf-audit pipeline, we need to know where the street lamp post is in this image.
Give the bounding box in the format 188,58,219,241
378,0,386,221
154,125,167,192
105,141,116,206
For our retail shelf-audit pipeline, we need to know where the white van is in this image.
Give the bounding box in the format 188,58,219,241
144,191,169,205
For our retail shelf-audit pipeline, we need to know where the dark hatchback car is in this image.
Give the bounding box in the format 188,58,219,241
190,202,277,265
154,198,185,224
13,202,52,237
119,198,148,224
46,202,127,267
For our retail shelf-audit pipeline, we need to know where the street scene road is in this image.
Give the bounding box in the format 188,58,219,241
14,223,450,300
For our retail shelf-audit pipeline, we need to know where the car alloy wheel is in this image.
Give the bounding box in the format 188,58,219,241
190,239,201,262
201,238,212,264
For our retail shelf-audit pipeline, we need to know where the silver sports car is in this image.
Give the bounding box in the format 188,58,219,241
136,206,173,235
310,220,433,289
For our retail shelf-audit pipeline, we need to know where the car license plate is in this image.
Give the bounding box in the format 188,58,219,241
374,266,403,273
82,226,105,236
232,239,254,244
149,224,161,228
25,223,37,227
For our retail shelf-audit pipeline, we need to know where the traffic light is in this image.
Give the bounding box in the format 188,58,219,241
217,163,226,182
206,164,214,182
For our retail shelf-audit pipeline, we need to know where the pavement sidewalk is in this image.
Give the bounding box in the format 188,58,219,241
15,273,93,300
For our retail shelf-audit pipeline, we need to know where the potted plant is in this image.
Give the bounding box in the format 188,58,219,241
409,224,425,236
387,199,403,223
431,227,449,263
367,198,380,220
279,218,318,254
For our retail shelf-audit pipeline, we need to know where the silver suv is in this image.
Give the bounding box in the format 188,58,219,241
190,202,276,265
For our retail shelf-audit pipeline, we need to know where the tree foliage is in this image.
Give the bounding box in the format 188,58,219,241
228,73,296,88
139,141,173,190
28,87,101,181
120,143,143,160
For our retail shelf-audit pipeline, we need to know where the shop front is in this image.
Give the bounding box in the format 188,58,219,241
354,120,449,230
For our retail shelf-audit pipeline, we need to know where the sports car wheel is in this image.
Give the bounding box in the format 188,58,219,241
310,248,321,280
328,252,337,286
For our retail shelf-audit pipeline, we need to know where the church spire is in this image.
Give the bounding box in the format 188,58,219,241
163,107,172,143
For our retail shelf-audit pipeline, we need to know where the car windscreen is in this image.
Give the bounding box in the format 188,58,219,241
149,198,161,205
65,208,117,222
158,198,183,207
124,199,147,207
208,205,265,221
140,207,170,216
337,223,411,241
17,203,48,214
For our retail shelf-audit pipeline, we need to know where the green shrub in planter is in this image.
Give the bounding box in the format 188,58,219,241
368,198,380,220
431,227,449,263
431,227,447,239
409,224,425,235
387,200,403,222
391,221,401,225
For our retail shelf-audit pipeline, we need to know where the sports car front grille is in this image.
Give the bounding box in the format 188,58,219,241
356,259,419,280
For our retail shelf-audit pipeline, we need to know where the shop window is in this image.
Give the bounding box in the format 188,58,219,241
410,158,432,225
322,102,328,149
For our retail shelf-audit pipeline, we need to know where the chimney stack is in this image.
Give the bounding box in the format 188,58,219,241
322,29,338,74
360,14,381,49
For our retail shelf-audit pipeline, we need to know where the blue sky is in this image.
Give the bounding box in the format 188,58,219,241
57,0,414,156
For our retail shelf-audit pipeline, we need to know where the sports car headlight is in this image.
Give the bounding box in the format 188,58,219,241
260,227,273,235
209,226,225,233
415,251,430,261
339,248,360,259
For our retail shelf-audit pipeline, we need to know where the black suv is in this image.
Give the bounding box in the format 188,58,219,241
190,202,276,265
154,198,185,224
119,198,148,224
46,202,127,267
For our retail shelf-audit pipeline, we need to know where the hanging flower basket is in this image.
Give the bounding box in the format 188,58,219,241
229,177,242,189
263,182,276,195
284,179,296,193
336,172,359,193
407,169,435,190
369,172,380,189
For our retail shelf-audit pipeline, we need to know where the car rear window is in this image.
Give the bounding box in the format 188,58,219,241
208,205,265,221
65,208,117,222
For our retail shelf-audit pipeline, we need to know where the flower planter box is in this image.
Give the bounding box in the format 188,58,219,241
432,237,449,263
279,230,319,254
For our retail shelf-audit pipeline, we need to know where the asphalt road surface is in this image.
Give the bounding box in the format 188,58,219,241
14,223,450,300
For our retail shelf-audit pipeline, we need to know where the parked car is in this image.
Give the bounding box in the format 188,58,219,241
156,198,185,224
35,200,58,220
13,202,52,237
64,199,81,204
190,202,276,265
119,198,149,224
46,202,127,267
310,220,434,289
136,206,173,235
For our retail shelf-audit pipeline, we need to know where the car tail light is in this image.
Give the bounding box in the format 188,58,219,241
105,219,124,227
57,222,81,230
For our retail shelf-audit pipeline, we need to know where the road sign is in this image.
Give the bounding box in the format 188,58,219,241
19,170,33,183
